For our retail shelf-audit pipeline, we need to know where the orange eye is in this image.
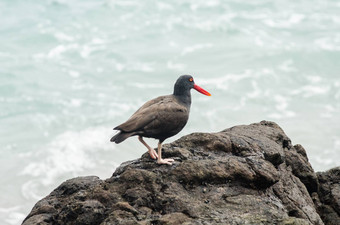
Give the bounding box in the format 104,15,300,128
189,78,193,82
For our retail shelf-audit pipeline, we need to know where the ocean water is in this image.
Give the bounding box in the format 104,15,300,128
1,0,340,224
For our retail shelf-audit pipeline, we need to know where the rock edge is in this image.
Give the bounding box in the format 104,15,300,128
23,121,340,225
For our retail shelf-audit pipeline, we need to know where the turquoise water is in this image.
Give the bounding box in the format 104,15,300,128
1,0,340,224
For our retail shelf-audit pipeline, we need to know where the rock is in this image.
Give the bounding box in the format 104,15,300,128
22,121,338,225
315,167,340,225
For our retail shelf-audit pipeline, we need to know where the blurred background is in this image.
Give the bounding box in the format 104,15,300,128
0,0,339,224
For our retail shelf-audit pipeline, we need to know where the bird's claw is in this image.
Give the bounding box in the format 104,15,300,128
157,158,174,165
148,149,158,159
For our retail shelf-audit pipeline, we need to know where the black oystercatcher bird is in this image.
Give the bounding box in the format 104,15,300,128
110,75,211,165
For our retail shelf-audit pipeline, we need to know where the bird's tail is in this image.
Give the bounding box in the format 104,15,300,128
110,131,132,144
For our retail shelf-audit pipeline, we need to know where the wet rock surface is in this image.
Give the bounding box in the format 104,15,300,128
23,121,339,225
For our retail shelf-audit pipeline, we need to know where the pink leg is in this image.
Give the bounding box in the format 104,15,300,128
138,136,158,159
157,141,174,165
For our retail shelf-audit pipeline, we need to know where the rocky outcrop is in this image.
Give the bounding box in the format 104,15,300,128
22,121,339,225
315,167,340,225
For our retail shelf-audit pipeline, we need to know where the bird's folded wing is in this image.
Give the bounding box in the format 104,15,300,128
115,110,155,132
114,96,185,133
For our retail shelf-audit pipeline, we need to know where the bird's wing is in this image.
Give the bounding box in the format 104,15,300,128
132,95,167,116
145,99,189,131
114,95,171,132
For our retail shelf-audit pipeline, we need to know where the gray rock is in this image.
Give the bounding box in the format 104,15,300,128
315,167,340,225
22,121,338,225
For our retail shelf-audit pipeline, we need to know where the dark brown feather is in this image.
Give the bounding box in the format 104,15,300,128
113,95,189,142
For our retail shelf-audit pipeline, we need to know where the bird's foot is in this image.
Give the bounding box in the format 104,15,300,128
148,149,158,159
157,158,174,165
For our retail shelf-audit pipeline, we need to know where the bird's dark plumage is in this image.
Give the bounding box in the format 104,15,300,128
110,75,210,165
111,95,189,143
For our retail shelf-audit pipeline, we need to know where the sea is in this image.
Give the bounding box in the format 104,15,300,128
0,0,339,224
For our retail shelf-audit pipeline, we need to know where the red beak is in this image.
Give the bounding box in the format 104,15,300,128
193,84,211,96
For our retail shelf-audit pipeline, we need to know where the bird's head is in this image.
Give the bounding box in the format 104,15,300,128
174,75,211,96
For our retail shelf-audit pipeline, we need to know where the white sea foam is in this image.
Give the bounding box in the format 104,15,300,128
278,60,296,72
292,85,330,97
128,82,165,89
70,98,83,107
20,126,115,189
274,95,288,111
334,139,340,149
263,13,305,28
255,36,264,46
21,180,42,200
289,14,305,24
199,70,253,90
47,44,79,59
157,2,173,11
268,95,296,119
314,158,335,167
0,206,25,225
314,35,340,51
107,0,140,7
92,38,106,44
68,70,80,78
15,126,126,224
246,81,261,99
321,105,336,118
334,81,340,95
167,61,186,71
80,44,105,58
54,32,75,42
129,62,155,72
306,76,322,84
181,43,213,56
189,0,220,11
